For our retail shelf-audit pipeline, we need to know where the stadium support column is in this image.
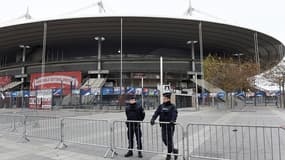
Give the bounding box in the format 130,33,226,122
254,32,260,73
19,45,30,109
283,74,285,109
94,36,105,78
186,40,198,110
119,17,123,110
41,22,47,89
199,22,205,106
141,77,144,109
160,56,163,104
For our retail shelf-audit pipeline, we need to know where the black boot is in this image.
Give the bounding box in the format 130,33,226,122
138,151,143,158
173,149,179,160
124,151,133,157
165,155,171,160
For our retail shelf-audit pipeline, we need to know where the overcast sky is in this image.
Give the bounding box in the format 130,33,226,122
0,0,284,44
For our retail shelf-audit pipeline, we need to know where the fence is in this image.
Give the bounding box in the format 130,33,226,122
186,123,285,160
25,115,61,140
0,114,285,160
0,114,24,136
62,118,111,155
112,120,185,158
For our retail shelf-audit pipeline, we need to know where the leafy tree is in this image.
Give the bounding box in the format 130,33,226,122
204,54,259,92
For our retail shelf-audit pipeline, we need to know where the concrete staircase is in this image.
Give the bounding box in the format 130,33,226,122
0,81,23,92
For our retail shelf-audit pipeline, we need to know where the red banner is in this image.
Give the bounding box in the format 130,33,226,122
0,76,12,87
30,71,82,93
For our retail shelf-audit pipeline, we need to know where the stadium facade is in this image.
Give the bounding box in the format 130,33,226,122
0,16,284,108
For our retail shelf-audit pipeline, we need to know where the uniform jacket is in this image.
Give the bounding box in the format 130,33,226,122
151,101,178,122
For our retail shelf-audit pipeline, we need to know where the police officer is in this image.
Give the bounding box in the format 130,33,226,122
150,92,178,160
124,96,145,158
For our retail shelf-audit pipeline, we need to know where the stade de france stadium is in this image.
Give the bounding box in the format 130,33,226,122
0,16,284,109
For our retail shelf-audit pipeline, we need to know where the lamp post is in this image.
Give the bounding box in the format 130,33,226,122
94,36,105,78
186,40,199,111
233,53,244,69
19,45,30,109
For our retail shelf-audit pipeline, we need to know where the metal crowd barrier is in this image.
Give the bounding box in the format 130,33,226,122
0,114,24,136
1,113,285,160
112,120,185,159
61,118,112,156
186,123,285,160
25,115,61,141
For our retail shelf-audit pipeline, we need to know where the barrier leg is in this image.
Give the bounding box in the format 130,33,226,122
9,117,17,132
17,116,30,143
104,121,117,158
56,119,67,149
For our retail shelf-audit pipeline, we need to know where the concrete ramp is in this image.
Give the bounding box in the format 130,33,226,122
81,78,106,89
191,79,223,93
0,81,23,92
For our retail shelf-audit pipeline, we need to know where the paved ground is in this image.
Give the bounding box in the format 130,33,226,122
0,106,285,160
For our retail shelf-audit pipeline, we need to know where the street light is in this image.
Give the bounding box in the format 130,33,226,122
19,45,30,110
94,36,105,78
186,40,199,111
233,53,244,68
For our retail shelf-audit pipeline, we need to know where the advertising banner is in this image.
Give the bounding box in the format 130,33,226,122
29,89,52,109
102,87,114,95
126,87,135,95
135,88,142,95
30,71,81,95
0,76,12,87
52,89,62,96
80,88,91,96
91,88,101,95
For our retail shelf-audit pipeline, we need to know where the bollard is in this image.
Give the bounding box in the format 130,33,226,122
55,118,67,149
17,115,30,143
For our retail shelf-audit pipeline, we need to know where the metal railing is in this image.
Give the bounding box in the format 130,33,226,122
25,115,61,141
62,118,111,153
186,123,285,160
0,114,24,136
1,114,285,160
112,120,185,159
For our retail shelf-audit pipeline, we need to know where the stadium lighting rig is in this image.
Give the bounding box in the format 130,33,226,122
184,0,227,23
58,0,106,16
97,0,106,13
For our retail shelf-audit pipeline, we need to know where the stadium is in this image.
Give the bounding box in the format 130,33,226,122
0,16,284,109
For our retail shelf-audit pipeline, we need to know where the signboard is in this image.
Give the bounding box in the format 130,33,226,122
143,88,149,96
30,71,81,95
148,89,155,96
0,76,12,87
29,89,52,109
102,87,114,95
52,89,62,96
154,89,159,96
80,88,91,96
126,87,135,95
135,88,142,95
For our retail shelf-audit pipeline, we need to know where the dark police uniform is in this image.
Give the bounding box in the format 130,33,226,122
151,100,178,158
125,102,145,150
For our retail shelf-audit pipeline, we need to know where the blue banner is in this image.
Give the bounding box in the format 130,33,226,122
126,87,135,95
255,91,265,97
52,89,62,96
235,91,245,97
217,92,225,99
80,88,91,96
102,87,114,95
23,90,30,97
11,91,18,97
154,89,159,96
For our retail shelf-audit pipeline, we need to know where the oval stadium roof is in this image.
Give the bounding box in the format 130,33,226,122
0,16,283,70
